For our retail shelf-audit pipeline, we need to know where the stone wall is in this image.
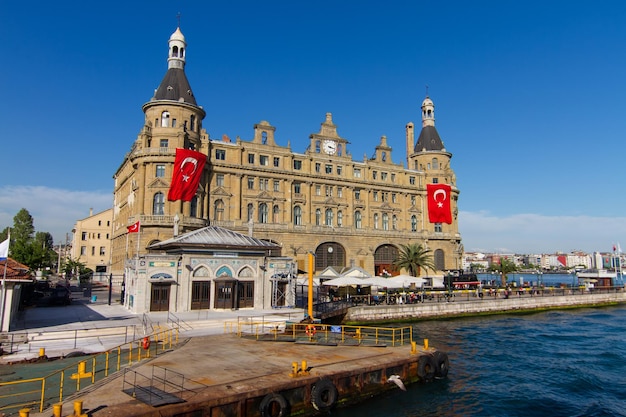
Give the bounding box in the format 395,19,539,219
345,292,626,323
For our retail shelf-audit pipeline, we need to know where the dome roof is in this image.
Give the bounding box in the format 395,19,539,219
169,27,185,42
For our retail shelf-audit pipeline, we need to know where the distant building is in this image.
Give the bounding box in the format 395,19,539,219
110,26,463,289
71,208,113,279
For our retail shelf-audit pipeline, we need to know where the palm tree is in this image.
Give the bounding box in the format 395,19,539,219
489,258,517,286
392,243,436,277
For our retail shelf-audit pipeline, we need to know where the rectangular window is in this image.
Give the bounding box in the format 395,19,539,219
81,232,87,241
355,189,361,199
259,178,269,190
97,233,101,239
325,186,332,197
373,191,378,202
172,118,177,127
247,177,255,190
100,246,106,256
392,193,397,203
248,154,255,164
98,220,101,226
80,246,86,255
409,176,416,185
433,178,439,184
216,174,224,187
159,139,168,148
273,180,280,192
435,223,443,233
91,246,95,256
215,149,226,160
260,155,269,166
381,172,388,180
336,165,343,175
354,169,361,178
293,160,302,170
294,183,301,194
156,164,165,177
372,171,378,180
315,163,321,173
325,164,332,174
337,187,343,198
411,195,416,205
273,157,280,167
316,185,321,196
391,173,395,182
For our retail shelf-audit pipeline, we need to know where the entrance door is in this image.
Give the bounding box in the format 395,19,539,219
150,283,170,312
238,281,254,308
215,281,234,309
191,281,211,310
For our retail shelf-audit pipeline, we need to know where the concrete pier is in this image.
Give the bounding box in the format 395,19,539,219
29,333,444,417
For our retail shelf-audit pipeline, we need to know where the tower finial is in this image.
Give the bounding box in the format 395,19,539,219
176,12,181,27
425,84,429,98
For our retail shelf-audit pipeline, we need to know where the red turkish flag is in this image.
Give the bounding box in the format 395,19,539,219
127,221,140,233
167,149,207,202
427,184,452,224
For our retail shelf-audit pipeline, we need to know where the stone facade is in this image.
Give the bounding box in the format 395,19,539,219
111,27,463,281
71,208,113,279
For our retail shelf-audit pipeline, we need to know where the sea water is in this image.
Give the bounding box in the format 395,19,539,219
334,305,626,417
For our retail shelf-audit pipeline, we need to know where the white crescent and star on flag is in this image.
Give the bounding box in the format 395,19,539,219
433,188,447,208
180,157,199,182
129,223,139,232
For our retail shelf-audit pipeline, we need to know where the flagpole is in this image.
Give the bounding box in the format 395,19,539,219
1,230,10,332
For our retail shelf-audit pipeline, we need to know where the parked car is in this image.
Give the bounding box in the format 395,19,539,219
50,286,72,305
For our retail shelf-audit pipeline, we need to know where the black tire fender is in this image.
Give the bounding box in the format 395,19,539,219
259,392,289,417
311,378,338,411
433,351,450,378
417,355,436,382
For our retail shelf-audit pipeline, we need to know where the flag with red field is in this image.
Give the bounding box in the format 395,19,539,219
427,184,452,224
127,221,140,234
167,149,207,202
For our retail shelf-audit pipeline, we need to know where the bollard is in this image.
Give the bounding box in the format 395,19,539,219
18,408,30,417
74,400,84,416
292,361,298,376
411,341,417,354
423,338,429,350
301,360,307,372
52,403,62,417
39,348,45,358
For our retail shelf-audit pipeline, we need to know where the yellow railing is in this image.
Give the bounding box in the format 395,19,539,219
225,321,413,347
0,327,178,416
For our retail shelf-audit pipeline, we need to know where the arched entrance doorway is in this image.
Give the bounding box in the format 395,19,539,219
374,244,399,276
315,242,346,271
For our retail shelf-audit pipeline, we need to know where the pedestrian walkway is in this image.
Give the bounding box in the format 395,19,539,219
2,286,305,364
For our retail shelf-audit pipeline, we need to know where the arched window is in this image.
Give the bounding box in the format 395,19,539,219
153,192,165,215
434,249,445,271
172,46,179,57
337,210,343,227
216,266,233,277
382,213,389,231
273,205,280,223
161,111,170,127
190,196,198,217
294,205,302,225
247,203,254,222
262,132,267,144
373,213,379,229
315,140,321,153
392,215,398,230
337,144,343,156
214,200,224,221
238,267,254,278
259,203,268,223
193,266,210,277
315,209,322,226
325,209,333,226
432,158,439,169
354,211,362,229
411,215,417,232
382,151,387,161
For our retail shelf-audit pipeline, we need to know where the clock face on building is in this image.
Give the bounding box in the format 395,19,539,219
322,140,337,155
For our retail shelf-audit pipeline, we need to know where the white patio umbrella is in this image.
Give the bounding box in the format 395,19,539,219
321,276,369,287
388,275,426,288
363,276,397,288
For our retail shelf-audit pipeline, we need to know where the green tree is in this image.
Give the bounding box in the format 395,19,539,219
4,208,56,270
489,258,518,285
392,243,436,277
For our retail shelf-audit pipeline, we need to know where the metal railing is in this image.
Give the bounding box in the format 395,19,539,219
0,327,178,416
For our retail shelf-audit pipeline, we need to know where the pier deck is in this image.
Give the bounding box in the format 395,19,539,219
30,333,433,417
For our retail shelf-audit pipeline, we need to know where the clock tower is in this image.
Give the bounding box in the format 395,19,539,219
308,113,349,157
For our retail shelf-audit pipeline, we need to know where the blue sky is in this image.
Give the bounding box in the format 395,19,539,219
1,0,626,254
